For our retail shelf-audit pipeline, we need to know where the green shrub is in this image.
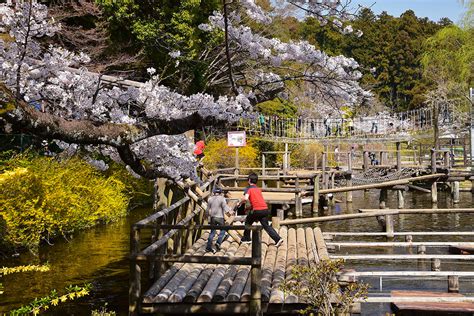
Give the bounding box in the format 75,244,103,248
0,155,130,250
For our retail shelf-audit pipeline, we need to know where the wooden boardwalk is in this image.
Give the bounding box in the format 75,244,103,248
140,226,329,314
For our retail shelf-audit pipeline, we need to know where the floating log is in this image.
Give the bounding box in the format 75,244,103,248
269,227,288,303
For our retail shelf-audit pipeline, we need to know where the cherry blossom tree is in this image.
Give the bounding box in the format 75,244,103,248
0,1,369,181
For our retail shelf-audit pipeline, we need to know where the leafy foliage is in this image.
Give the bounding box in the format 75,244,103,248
203,138,258,170
0,155,130,250
8,283,91,315
281,260,369,316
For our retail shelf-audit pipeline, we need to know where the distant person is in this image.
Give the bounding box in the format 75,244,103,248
193,139,205,160
239,173,283,247
206,188,231,253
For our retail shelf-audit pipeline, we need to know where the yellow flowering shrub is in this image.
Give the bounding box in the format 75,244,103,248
0,156,129,250
203,138,258,170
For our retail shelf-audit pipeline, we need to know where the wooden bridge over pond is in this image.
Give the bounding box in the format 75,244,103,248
130,149,474,315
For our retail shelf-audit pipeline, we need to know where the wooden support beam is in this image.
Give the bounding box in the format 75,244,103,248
330,254,474,260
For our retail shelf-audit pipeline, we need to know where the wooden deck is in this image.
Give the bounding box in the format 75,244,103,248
140,226,328,314
391,291,474,315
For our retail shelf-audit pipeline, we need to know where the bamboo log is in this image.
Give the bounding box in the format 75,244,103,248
327,242,474,248
269,227,288,303
226,246,253,301
312,173,445,195
280,208,474,225
196,240,241,302
330,254,474,260
149,233,209,302
408,184,431,193
213,243,250,302
168,239,233,303
296,228,309,267
284,228,298,304
241,233,270,302
314,227,329,261
261,230,279,301
323,231,474,237
305,227,319,265
142,233,208,303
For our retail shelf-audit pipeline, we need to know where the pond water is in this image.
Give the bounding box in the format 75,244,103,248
1,190,473,315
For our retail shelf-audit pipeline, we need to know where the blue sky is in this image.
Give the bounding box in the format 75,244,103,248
349,0,466,23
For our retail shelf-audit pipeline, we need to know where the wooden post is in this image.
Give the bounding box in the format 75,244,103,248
363,151,369,171
385,214,394,239
448,275,459,293
129,227,141,316
312,175,320,213
453,181,460,204
397,190,405,209
431,148,438,203
419,145,423,166
314,152,318,171
322,152,327,189
379,188,388,209
417,245,426,255
379,151,384,166
295,192,303,217
277,209,284,220
431,148,437,173
234,148,240,187
262,154,266,189
431,258,441,271
444,151,450,168
272,216,280,230
347,154,353,203
250,229,262,316
396,142,402,171
283,143,288,174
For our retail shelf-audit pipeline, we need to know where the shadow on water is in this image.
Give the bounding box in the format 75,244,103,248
1,190,474,315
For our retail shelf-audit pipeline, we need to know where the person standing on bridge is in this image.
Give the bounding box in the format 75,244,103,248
239,173,283,247
206,188,232,253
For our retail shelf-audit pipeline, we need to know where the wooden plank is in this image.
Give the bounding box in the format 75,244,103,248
284,228,298,303
391,290,474,313
269,227,288,303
